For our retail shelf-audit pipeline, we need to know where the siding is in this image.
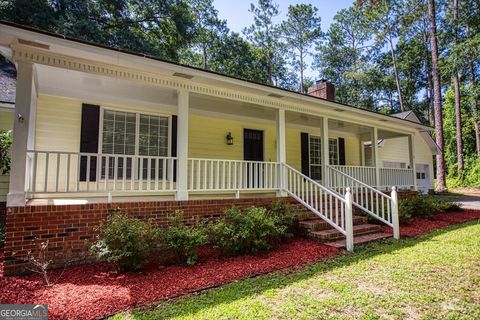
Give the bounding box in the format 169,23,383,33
32,95,365,193
0,110,13,201
378,134,434,188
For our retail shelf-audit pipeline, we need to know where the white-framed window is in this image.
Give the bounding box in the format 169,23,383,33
309,136,339,180
328,138,339,165
309,135,322,180
100,108,170,179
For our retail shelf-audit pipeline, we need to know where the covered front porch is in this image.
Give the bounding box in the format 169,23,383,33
8,62,416,206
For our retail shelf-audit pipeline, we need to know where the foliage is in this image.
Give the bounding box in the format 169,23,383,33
162,211,208,266
398,195,461,224
118,222,480,320
0,130,12,174
91,208,160,272
209,206,287,256
268,200,299,239
280,3,322,92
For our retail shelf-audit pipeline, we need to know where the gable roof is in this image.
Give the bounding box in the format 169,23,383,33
0,21,434,132
392,111,440,154
0,56,15,104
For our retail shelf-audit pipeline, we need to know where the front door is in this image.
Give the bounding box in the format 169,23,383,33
244,129,264,188
244,129,264,161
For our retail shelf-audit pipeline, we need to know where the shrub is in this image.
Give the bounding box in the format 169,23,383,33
398,195,461,225
0,130,12,174
91,209,160,272
268,200,299,239
210,206,286,256
162,211,208,266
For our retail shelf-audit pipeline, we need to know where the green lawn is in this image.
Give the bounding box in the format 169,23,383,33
113,221,480,320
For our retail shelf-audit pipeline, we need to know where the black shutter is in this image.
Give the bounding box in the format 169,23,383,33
338,137,346,165
171,115,178,182
80,104,100,181
300,132,309,176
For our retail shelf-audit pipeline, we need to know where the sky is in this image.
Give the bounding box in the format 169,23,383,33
213,0,355,78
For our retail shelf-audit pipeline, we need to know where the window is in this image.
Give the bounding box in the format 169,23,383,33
101,109,169,179
328,138,338,165
308,136,339,180
309,136,322,180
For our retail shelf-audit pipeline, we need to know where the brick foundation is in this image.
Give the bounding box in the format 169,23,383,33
3,197,295,275
0,201,6,225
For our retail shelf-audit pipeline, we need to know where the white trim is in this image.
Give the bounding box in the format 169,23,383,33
0,102,15,111
7,43,430,134
98,107,171,158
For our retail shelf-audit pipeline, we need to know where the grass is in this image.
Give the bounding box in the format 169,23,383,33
112,220,480,320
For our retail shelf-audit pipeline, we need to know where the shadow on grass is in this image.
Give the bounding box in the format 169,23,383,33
124,220,479,319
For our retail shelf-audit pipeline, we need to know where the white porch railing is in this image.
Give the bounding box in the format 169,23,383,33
188,158,280,192
26,150,177,194
327,165,399,239
380,168,414,189
328,165,414,189
328,165,376,186
282,163,354,251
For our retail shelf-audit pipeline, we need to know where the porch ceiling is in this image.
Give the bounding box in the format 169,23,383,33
35,64,177,111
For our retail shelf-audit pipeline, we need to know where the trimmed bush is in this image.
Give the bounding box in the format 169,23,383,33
398,195,462,225
269,200,299,239
210,205,288,256
91,209,160,272
162,211,208,266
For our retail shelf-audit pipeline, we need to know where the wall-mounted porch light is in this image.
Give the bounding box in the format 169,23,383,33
226,132,234,145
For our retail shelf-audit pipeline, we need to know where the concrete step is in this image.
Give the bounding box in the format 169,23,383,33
308,223,383,241
324,232,391,248
299,215,367,232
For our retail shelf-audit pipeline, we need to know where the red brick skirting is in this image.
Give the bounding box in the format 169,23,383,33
3,197,296,275
0,202,6,226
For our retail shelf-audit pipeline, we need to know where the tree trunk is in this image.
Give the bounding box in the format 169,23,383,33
427,0,447,192
469,59,480,160
299,49,304,93
388,35,405,112
422,17,435,125
453,74,464,171
452,0,464,172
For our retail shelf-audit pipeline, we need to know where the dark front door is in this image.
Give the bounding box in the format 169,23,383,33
244,129,264,188
244,129,263,161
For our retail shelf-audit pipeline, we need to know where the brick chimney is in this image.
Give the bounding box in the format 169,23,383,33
307,79,335,101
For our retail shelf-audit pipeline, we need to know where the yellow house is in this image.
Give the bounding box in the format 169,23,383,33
0,22,439,261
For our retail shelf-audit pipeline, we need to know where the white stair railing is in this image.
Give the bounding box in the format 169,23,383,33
282,163,354,251
327,165,400,239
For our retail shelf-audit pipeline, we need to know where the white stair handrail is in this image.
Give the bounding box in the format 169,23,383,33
327,165,400,239
282,163,354,251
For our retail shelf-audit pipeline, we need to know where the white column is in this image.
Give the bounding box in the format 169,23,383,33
373,127,380,189
276,109,286,196
408,134,417,190
176,90,189,200
7,61,36,207
322,117,329,187
345,187,354,252
391,186,400,239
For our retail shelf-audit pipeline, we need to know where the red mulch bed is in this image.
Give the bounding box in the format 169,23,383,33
383,209,480,237
0,238,338,320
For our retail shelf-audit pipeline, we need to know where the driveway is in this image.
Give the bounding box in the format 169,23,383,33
437,190,480,210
